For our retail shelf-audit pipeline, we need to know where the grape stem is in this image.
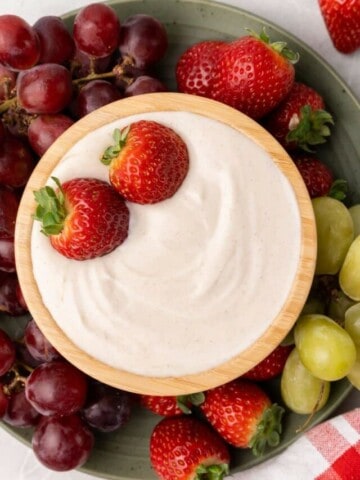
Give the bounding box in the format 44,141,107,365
0,56,136,115
72,56,135,86
3,366,28,395
295,380,327,434
72,70,117,85
16,360,35,374
0,97,16,114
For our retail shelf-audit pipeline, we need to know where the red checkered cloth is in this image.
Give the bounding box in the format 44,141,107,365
234,408,360,480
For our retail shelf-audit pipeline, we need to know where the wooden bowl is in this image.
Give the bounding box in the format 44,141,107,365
15,92,316,395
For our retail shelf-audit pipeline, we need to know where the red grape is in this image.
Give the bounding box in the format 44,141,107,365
0,271,26,315
0,15,40,70
73,79,122,118
25,360,88,416
32,414,94,471
33,16,75,65
0,328,15,376
0,121,6,141
73,3,121,58
0,384,9,418
24,319,61,363
28,114,74,156
3,389,41,427
0,65,16,101
0,236,15,272
15,342,42,369
1,106,30,138
71,48,113,79
125,75,167,96
0,187,19,237
16,64,73,114
0,135,35,188
15,283,28,312
82,381,132,432
119,14,168,69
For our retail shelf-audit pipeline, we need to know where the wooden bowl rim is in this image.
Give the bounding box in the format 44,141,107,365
15,92,317,395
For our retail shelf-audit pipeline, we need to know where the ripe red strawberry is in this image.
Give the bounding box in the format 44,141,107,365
293,154,333,198
264,82,334,151
318,0,360,54
150,416,230,480
210,30,298,119
200,379,284,455
176,40,226,97
101,120,189,204
34,177,130,260
140,392,204,416
292,154,347,201
242,345,294,381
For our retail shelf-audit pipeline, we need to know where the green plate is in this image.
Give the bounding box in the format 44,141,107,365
1,0,358,478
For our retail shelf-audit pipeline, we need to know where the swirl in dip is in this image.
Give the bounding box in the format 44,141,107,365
31,111,301,377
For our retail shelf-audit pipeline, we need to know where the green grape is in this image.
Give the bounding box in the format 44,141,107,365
327,290,355,325
312,197,354,275
301,296,325,316
281,328,294,346
294,314,356,381
349,204,360,237
347,344,360,389
339,236,360,301
344,303,360,345
281,297,326,347
281,348,330,414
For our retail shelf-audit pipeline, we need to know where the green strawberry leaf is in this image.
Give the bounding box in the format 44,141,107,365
33,176,67,236
247,27,299,64
248,403,285,456
286,105,334,152
176,392,205,414
195,463,229,480
328,178,348,201
101,126,130,165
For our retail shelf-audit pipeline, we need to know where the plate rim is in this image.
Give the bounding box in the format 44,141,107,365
1,0,358,478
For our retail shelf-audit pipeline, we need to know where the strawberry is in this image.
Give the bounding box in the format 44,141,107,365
293,154,333,198
140,392,204,416
33,177,130,260
242,345,293,381
176,40,226,97
210,30,299,119
101,120,189,204
150,416,230,480
318,0,360,54
200,379,284,455
264,82,334,151
293,154,347,200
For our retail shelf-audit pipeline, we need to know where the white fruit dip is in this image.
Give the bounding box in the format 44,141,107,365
31,111,301,377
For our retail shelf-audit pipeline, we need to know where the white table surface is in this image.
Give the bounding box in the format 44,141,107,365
0,1,359,479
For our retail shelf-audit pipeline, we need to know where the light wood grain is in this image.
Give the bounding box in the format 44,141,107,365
15,93,317,395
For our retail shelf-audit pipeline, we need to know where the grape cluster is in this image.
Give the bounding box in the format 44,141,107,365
0,2,168,318
0,2,168,473
0,319,133,471
280,196,360,417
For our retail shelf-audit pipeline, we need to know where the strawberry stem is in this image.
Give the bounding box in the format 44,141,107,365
328,179,348,201
101,126,130,165
176,392,205,414
33,177,67,236
195,463,229,479
247,27,299,64
248,403,284,456
286,105,334,151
